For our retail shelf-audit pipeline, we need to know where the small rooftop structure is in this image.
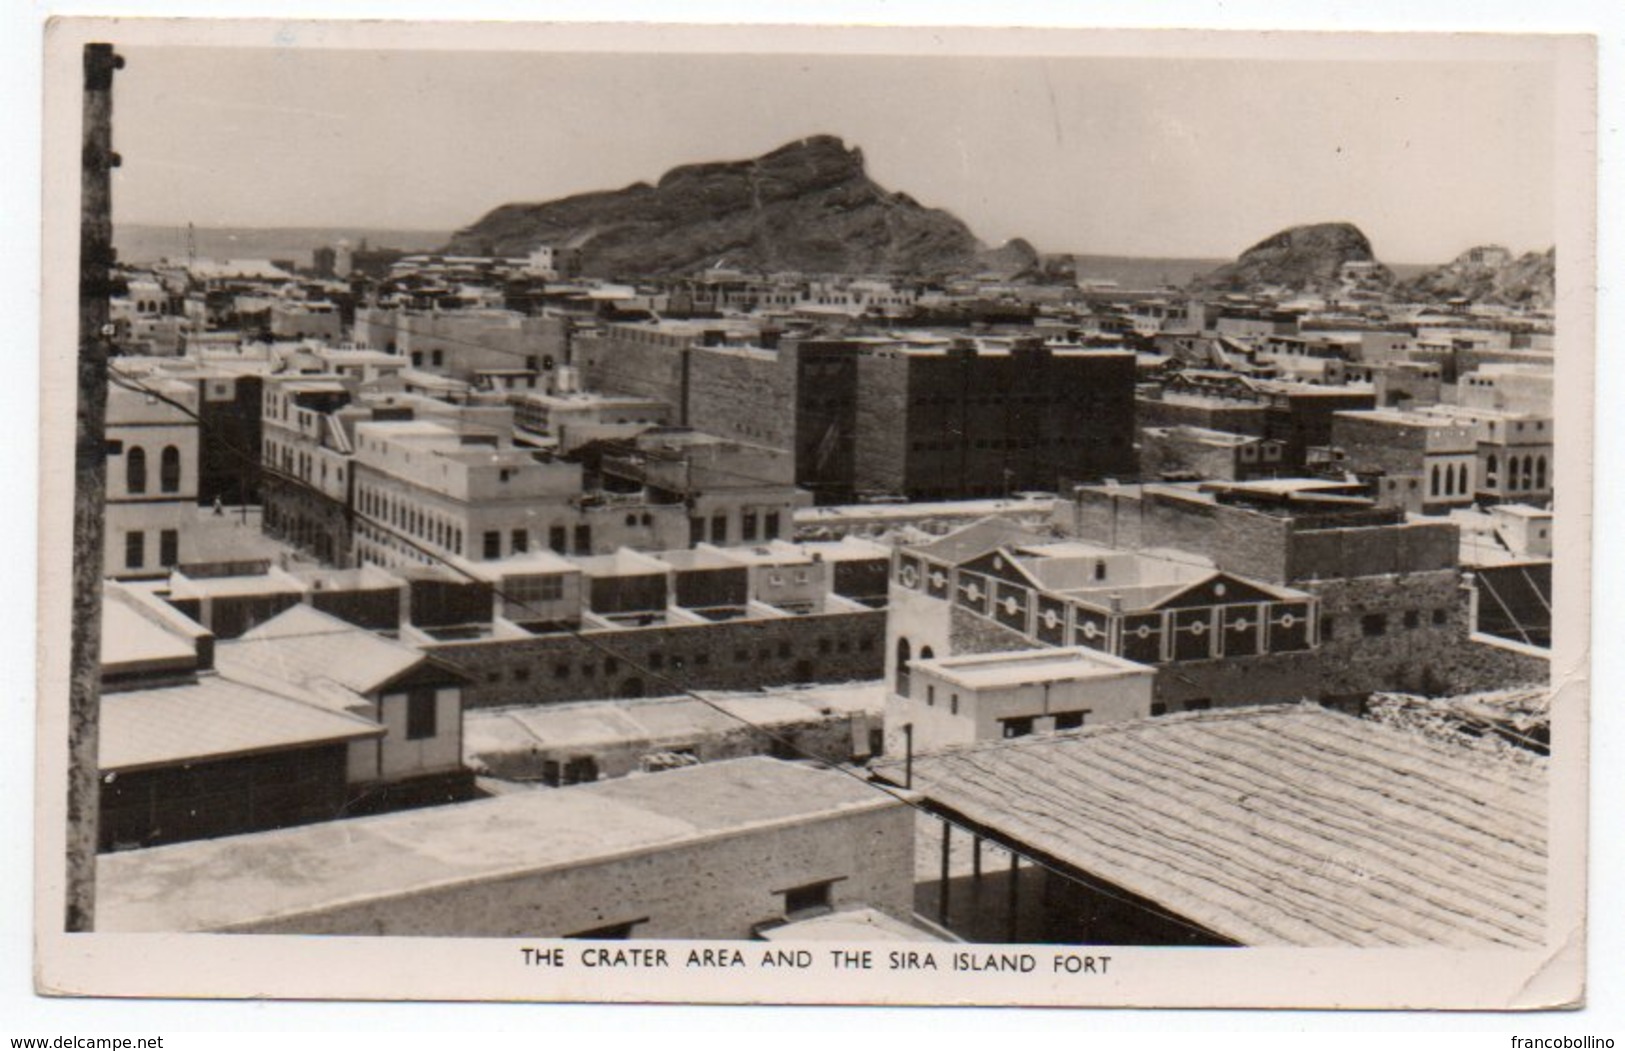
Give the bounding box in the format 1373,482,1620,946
908,647,1150,691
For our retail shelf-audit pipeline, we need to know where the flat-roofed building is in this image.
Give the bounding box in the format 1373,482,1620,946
105,379,200,580
894,647,1155,752
888,518,1320,715
1331,408,1478,513
97,757,918,939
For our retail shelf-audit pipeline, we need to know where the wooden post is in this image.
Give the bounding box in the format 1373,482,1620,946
936,818,951,926
67,41,122,933
1006,850,1020,943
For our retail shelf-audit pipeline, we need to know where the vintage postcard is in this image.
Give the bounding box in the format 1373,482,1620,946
33,18,1595,1009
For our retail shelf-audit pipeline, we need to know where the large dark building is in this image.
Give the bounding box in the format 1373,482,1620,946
575,322,1138,503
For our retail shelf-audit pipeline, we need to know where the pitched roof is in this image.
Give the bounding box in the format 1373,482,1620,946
874,704,1545,948
910,516,1050,566
100,677,382,773
221,604,450,697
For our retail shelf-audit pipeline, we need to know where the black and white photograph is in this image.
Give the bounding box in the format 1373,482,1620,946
28,17,1598,1013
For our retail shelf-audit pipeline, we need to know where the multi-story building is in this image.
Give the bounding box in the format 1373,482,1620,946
105,380,199,579
887,518,1322,717
258,374,690,569
1418,405,1553,506
353,306,568,385
575,323,1138,503
1059,480,1546,700
1457,363,1555,415
1331,408,1479,513
598,430,810,548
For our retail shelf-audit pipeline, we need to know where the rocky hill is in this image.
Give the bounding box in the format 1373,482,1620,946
1190,222,1393,294
1402,245,1555,309
445,135,993,278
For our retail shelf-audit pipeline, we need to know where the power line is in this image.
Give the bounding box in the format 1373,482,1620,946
105,366,1231,943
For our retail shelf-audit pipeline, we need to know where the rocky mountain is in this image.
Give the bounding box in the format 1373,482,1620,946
445,135,992,278
974,237,1042,279
1190,222,1393,294
1402,245,1555,309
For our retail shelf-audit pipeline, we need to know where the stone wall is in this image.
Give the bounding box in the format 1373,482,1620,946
574,330,690,419
429,607,885,708
236,797,917,939
852,353,909,495
1150,650,1322,712
685,346,797,452
947,604,1044,656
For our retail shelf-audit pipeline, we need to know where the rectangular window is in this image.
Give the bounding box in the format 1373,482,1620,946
764,512,781,539
1432,608,1450,626
1001,717,1035,739
158,529,179,567
1403,609,1420,630
1054,711,1089,731
1361,613,1388,638
926,685,935,707
550,526,568,553
124,530,145,570
782,880,835,919
483,531,502,560
511,529,529,554
741,511,758,542
574,524,591,553
1320,616,1336,641
690,517,705,546
710,515,728,544
405,688,437,740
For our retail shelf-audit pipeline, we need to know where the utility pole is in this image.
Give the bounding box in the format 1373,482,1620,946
67,42,121,933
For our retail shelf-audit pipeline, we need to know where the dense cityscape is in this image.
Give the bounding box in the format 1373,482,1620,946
84,127,1555,950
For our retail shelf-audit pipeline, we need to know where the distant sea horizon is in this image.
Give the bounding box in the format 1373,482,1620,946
113,224,1441,285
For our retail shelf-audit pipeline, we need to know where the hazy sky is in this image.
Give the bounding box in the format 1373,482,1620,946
110,46,1557,263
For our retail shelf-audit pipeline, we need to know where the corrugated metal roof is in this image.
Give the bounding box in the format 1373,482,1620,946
101,676,382,772
875,704,1545,948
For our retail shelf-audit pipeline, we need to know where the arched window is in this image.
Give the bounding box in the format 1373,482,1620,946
1535,455,1547,490
1456,463,1469,497
920,645,935,662
1430,464,1441,497
1486,454,1499,488
159,445,181,493
1522,456,1535,490
126,446,147,494
895,638,912,697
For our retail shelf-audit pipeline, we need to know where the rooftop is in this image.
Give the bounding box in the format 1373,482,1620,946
218,604,453,699
874,704,1545,948
466,684,886,762
911,647,1151,690
97,757,902,932
101,676,382,773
